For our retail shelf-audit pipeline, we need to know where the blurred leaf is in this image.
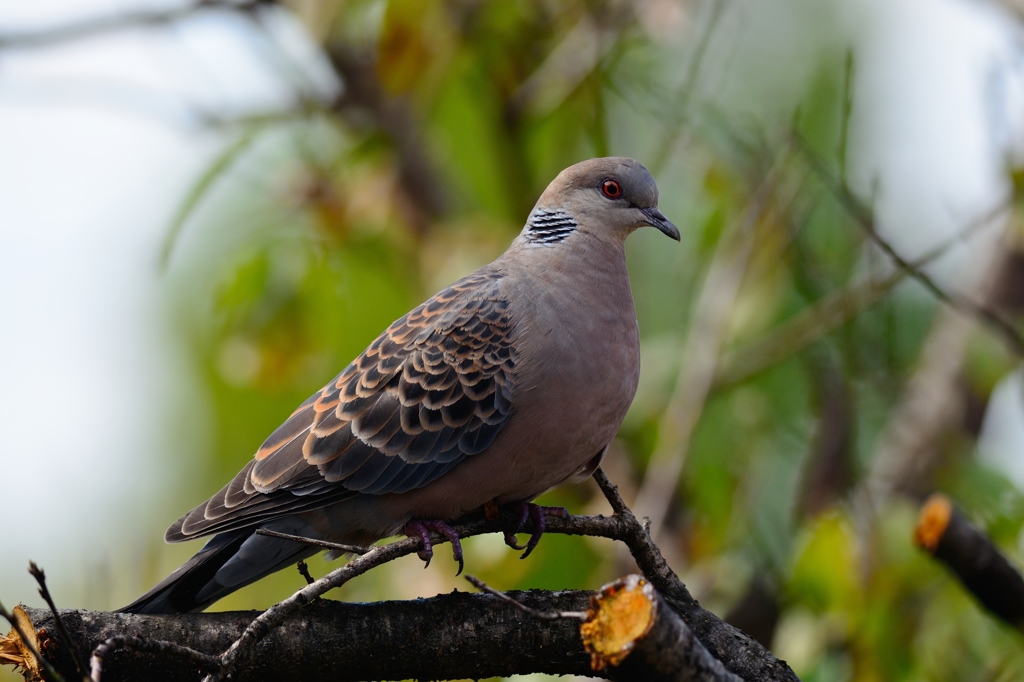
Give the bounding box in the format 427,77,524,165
66,3,1024,680
160,127,264,270
964,331,1018,398
716,269,907,389
788,513,857,613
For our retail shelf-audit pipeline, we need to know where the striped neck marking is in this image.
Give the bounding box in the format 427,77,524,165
525,208,577,246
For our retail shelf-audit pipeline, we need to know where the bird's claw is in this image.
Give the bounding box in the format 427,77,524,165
405,519,465,575
503,502,531,550
502,503,569,559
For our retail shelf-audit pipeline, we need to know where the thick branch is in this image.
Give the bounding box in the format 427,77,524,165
582,574,742,682
914,494,1024,630
13,592,593,682
195,473,796,682
202,506,637,679
590,471,800,682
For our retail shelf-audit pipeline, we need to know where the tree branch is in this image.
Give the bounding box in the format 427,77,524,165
914,493,1024,630
464,575,588,621
16,592,595,682
0,602,65,682
581,574,743,682
27,562,87,681
795,133,1024,357
4,470,799,682
715,196,1007,390
861,220,1024,506
591,470,800,682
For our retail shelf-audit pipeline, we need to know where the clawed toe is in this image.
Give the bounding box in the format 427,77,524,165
503,502,531,550
502,503,569,559
503,534,527,551
404,503,567,573
405,519,465,575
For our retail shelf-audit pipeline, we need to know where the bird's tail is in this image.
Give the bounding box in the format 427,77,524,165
118,528,317,614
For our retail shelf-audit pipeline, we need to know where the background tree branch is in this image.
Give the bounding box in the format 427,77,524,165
914,493,1024,631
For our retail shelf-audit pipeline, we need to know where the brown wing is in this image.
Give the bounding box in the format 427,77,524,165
168,269,515,541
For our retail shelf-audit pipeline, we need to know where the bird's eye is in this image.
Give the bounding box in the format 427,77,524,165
601,179,622,199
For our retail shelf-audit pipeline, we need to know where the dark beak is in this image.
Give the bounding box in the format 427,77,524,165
640,207,680,241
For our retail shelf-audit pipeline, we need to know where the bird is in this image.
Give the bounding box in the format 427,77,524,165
120,157,679,614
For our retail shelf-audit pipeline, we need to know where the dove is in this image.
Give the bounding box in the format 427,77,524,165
121,157,679,614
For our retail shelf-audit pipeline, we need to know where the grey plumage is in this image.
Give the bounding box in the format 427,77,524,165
121,157,679,614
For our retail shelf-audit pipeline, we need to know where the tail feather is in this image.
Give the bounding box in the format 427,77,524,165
119,529,317,614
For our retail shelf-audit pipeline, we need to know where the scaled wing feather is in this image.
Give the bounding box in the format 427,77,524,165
168,269,516,541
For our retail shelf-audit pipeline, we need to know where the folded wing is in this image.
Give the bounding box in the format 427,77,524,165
168,269,516,542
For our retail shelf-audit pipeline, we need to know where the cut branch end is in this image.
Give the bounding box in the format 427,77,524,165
914,493,953,552
581,574,655,671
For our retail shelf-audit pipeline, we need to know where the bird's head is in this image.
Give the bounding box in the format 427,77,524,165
527,157,680,245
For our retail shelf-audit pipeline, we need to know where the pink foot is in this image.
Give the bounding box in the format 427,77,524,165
502,503,569,559
405,519,464,575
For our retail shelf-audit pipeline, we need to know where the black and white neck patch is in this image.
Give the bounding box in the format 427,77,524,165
523,208,578,246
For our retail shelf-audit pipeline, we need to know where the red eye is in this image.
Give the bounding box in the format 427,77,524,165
601,179,621,199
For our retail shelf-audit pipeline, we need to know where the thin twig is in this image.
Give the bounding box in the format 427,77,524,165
837,49,854,185
593,469,694,603
464,575,587,621
595,469,632,517
509,14,623,119
592,468,701,613
856,227,1020,511
254,528,371,555
715,197,1010,389
650,0,730,174
635,148,792,544
28,562,88,680
295,561,317,587
795,134,1024,356
0,600,65,682
90,636,218,682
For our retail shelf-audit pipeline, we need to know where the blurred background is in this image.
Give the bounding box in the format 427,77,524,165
4,0,1024,680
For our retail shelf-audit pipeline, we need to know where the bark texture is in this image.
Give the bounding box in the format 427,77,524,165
582,575,742,682
3,476,801,682
16,591,594,682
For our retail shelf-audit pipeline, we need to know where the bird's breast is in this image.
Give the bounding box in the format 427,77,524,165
513,260,641,428
484,248,641,493
393,244,642,520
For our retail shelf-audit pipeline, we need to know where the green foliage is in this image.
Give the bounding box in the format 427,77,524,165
101,1,1024,680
